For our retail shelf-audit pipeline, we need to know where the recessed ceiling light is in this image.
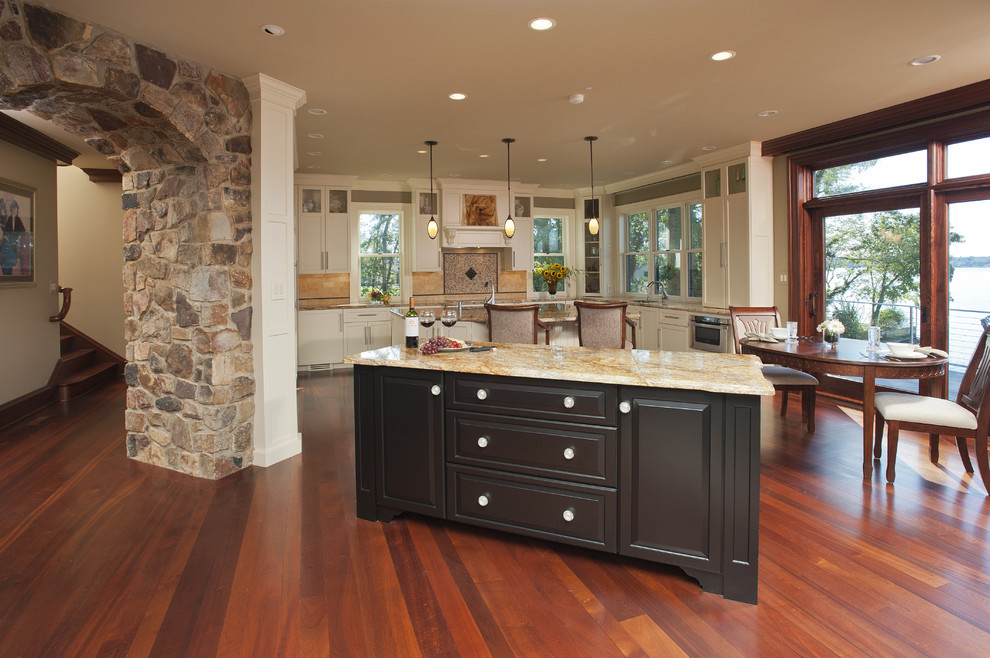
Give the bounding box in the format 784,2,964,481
306,151,322,156
701,145,717,151
710,50,736,61
260,24,285,36
479,154,489,158
417,149,427,154
537,158,547,162
662,160,673,165
380,173,392,178
307,133,324,139
757,110,778,117
528,17,556,31
910,55,941,66
307,108,327,115
306,165,319,169
449,92,467,100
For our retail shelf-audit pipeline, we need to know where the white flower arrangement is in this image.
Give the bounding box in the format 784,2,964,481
816,319,845,335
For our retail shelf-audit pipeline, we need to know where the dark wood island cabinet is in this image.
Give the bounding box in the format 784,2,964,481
348,343,772,603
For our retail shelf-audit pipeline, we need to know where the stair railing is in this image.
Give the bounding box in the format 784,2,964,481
49,286,72,322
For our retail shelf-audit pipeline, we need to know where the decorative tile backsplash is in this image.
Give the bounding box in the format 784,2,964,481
443,252,498,295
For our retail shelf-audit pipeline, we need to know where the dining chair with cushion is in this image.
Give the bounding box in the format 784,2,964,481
729,306,819,432
574,301,636,349
874,324,990,492
485,303,550,345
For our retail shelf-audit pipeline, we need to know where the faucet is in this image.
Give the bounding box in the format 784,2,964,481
485,279,495,305
645,280,668,305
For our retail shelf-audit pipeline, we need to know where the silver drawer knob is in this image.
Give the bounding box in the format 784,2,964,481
563,396,575,409
478,495,489,507
563,447,575,460
477,436,489,448
476,389,488,400
619,401,631,414
562,509,575,522
431,385,441,396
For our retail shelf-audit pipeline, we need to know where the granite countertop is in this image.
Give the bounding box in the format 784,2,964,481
344,342,773,396
301,299,731,317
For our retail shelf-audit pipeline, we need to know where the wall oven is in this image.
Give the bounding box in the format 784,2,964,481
689,315,731,353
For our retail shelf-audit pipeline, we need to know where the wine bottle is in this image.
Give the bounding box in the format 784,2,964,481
405,297,419,348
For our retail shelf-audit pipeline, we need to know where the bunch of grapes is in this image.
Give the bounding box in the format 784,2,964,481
420,336,461,354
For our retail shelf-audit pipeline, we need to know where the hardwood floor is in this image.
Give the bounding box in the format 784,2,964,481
1,372,989,656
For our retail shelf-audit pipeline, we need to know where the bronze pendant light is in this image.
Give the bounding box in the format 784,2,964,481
585,136,600,236
425,140,438,239
502,137,516,238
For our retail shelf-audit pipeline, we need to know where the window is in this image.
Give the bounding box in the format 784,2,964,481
622,200,703,299
813,150,927,198
532,215,566,292
358,212,400,297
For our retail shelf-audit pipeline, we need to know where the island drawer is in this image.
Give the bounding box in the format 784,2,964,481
447,411,617,486
447,374,616,426
447,466,616,552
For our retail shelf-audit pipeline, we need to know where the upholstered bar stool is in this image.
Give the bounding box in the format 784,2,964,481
574,301,636,349
485,303,550,345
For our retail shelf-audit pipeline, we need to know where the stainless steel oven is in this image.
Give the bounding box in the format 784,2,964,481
689,315,731,353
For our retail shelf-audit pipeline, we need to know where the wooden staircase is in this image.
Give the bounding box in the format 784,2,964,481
55,324,123,401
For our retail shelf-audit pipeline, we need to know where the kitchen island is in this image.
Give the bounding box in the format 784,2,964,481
345,343,773,603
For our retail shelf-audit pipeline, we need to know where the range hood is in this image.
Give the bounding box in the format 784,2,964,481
441,225,511,249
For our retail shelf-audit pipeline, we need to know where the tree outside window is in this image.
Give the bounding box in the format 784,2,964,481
359,212,400,297
532,216,566,292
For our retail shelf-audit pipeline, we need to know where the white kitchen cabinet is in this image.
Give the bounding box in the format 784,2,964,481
343,307,393,357
297,309,343,368
508,217,533,271
630,305,658,350
700,143,773,309
295,178,355,273
657,309,690,352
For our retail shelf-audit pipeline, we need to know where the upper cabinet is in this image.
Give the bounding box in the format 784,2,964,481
700,144,773,309
295,175,357,274
409,180,441,272
436,179,538,251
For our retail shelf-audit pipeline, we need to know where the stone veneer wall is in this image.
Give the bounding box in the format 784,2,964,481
0,3,255,478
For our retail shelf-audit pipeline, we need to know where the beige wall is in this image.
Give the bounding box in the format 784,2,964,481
56,167,124,356
772,156,790,319
0,141,60,404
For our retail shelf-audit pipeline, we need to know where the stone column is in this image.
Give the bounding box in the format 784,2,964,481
242,74,305,466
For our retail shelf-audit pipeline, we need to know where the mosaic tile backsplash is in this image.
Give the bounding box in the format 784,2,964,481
443,252,498,295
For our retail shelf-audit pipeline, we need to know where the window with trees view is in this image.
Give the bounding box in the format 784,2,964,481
358,212,400,297
622,201,702,299
532,215,566,293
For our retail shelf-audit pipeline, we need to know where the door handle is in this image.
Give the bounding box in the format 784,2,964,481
809,292,818,318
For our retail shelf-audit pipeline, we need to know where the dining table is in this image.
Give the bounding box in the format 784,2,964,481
740,336,949,478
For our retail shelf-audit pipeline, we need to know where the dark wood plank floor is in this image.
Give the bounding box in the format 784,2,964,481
1,372,989,657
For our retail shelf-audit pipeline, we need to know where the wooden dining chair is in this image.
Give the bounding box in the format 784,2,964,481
485,303,550,345
874,324,990,492
729,306,819,432
574,301,636,349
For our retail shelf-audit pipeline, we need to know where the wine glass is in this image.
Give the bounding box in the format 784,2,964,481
441,308,458,338
419,310,436,340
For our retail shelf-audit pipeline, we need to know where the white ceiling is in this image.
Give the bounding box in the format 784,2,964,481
17,0,990,190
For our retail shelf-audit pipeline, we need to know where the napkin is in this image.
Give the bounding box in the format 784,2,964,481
915,346,949,358
744,332,779,343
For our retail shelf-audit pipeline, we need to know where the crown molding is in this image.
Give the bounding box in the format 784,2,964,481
0,113,79,165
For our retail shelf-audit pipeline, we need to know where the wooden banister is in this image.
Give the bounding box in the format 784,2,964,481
49,286,72,322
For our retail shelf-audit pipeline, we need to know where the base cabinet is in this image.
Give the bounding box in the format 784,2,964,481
353,366,761,603
657,309,690,352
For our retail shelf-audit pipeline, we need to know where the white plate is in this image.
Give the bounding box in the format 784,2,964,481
439,343,472,352
884,352,928,360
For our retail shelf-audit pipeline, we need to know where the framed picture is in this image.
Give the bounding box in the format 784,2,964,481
513,196,531,218
0,178,35,285
463,194,498,226
419,192,437,215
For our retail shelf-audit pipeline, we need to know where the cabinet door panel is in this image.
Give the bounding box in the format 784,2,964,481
376,369,444,517
620,388,722,571
298,214,325,273
325,214,350,272
659,324,689,352
343,324,367,359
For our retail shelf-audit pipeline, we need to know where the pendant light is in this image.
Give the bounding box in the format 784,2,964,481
425,140,439,239
585,136,600,236
502,137,516,238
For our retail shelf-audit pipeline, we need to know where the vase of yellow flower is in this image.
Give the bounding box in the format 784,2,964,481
534,261,577,299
